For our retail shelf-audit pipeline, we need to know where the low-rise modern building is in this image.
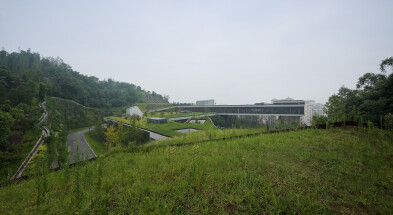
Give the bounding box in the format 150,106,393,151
173,97,324,126
126,106,143,117
196,99,215,106
177,98,305,126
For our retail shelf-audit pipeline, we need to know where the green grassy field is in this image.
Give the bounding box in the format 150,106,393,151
135,103,172,112
145,127,264,147
1,128,392,214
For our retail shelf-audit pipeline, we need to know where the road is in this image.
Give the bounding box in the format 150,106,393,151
67,128,96,164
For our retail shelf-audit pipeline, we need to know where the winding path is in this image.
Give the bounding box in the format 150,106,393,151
67,128,97,164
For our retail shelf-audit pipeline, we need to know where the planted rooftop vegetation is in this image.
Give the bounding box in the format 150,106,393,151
108,116,218,137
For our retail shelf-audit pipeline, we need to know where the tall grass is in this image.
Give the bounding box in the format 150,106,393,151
1,129,392,214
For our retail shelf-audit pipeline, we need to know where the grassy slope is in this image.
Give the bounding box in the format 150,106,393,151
135,103,172,112
1,129,393,214
83,132,107,157
0,128,42,182
108,116,218,137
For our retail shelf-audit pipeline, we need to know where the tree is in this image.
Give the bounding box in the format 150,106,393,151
325,94,346,123
326,56,393,127
91,119,105,140
116,121,127,147
0,110,14,150
130,114,141,126
104,125,117,148
380,57,393,72
38,83,47,101
312,115,327,127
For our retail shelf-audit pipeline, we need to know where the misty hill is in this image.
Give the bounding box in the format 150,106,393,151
0,49,167,108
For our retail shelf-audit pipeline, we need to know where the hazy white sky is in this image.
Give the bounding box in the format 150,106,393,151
1,0,392,104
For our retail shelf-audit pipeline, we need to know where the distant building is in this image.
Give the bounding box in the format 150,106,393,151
126,106,143,117
196,99,215,106
303,100,325,124
147,117,167,124
270,98,306,125
272,97,305,105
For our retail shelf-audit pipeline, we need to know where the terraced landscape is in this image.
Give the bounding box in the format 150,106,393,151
108,116,218,137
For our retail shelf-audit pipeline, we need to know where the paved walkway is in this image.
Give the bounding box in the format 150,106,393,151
67,128,96,164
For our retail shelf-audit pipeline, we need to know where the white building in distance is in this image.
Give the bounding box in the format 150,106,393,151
303,100,325,124
126,106,143,117
196,99,215,106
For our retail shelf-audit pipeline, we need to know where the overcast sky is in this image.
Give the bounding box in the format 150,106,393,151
1,0,392,105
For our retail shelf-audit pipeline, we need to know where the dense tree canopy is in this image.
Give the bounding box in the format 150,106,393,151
325,57,393,128
0,49,166,108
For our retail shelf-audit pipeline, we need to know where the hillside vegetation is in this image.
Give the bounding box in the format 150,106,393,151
1,129,392,214
324,57,393,127
0,49,166,181
0,49,166,109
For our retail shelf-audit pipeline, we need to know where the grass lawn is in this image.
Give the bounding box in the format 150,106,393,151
83,132,108,157
108,116,218,137
1,129,392,214
135,103,172,112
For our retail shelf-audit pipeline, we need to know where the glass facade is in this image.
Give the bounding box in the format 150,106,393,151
178,105,304,115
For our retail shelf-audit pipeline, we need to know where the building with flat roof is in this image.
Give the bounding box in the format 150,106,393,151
196,99,215,106
272,98,305,105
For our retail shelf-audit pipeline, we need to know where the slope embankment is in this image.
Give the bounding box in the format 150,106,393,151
1,129,392,214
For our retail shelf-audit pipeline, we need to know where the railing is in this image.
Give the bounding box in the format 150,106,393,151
11,126,50,180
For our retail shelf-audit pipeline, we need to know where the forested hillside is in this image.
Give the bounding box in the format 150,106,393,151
0,49,166,181
0,49,167,108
